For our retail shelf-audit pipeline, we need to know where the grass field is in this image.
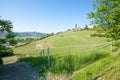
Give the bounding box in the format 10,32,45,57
18,44,110,80
72,53,120,80
12,30,120,80
13,30,108,54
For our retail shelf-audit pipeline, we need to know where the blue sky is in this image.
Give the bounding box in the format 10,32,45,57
0,0,93,33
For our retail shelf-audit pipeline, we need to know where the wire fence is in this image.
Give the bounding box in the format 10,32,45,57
0,42,114,80
48,42,112,55
1,42,112,64
13,42,112,64
0,42,112,80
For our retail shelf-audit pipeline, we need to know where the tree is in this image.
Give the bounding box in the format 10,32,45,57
0,17,16,57
84,24,89,30
88,0,120,40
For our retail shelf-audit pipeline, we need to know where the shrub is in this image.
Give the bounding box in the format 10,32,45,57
0,46,13,57
91,33,105,37
56,32,62,35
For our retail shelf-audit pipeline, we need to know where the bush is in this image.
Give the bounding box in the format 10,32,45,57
0,46,13,57
56,32,62,35
91,33,105,37
109,41,120,52
114,41,120,48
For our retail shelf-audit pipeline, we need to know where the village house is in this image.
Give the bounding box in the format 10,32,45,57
87,24,94,29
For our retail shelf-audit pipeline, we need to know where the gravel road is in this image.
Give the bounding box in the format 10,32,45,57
0,62,39,80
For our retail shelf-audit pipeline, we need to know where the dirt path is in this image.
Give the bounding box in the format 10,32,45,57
0,62,39,80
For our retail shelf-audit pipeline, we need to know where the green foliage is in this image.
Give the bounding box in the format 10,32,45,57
72,54,120,80
90,33,105,37
56,32,63,35
0,46,13,57
114,41,120,48
84,24,89,30
0,17,16,57
0,18,12,32
6,32,17,45
111,41,120,52
48,49,109,74
16,38,34,44
88,0,120,40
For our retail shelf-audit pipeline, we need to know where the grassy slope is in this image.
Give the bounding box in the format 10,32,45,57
47,30,107,47
13,30,120,79
14,30,107,54
72,53,120,80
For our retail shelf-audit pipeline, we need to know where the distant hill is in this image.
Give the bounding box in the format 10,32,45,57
1,31,47,37
14,32,47,37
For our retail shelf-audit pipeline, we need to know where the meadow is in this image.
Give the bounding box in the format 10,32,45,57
14,30,108,53
12,30,120,80
72,53,120,80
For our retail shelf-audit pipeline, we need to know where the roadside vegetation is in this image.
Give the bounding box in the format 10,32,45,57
72,53,120,80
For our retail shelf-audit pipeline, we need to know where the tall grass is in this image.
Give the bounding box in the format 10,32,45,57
72,53,120,80
48,49,109,74
15,30,111,79
19,48,109,75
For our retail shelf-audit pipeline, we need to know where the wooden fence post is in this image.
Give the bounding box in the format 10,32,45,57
47,47,50,66
41,49,44,57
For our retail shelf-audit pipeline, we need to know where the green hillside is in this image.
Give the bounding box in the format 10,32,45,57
13,30,120,80
72,54,120,80
47,30,107,47
14,30,107,54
